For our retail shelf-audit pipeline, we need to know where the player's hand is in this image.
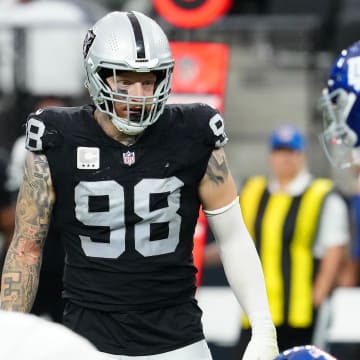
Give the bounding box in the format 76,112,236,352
242,323,279,360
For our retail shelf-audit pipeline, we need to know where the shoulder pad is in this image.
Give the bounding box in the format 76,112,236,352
25,108,63,153
193,103,228,149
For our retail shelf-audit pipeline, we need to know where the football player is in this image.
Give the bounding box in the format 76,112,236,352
319,40,360,169
319,40,360,288
275,345,337,359
0,11,278,359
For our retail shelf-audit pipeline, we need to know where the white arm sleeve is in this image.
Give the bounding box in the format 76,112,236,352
203,197,272,329
204,198,279,360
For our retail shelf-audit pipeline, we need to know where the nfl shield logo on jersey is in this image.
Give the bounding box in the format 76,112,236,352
123,151,135,166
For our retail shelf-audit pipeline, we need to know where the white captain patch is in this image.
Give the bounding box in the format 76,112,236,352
77,147,100,169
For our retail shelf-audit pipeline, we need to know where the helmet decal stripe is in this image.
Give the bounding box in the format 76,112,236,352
83,29,96,59
126,12,146,59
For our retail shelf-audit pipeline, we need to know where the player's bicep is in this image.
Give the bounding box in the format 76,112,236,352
14,151,55,246
198,148,237,211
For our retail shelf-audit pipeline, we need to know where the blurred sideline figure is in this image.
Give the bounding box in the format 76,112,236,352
338,180,360,287
0,149,15,269
0,11,279,359
318,39,360,360
274,345,337,359
6,96,67,322
234,124,349,357
0,310,105,359
347,189,360,285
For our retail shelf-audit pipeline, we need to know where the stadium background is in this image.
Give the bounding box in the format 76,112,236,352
2,0,359,193
1,0,360,358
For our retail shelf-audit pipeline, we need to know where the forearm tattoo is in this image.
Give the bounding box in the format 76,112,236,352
1,153,54,312
206,149,230,185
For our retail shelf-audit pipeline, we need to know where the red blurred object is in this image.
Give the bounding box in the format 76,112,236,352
167,42,229,286
153,0,232,29
170,42,229,95
169,42,230,113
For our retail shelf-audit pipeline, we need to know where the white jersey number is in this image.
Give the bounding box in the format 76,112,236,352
209,113,227,148
74,177,183,258
25,117,46,151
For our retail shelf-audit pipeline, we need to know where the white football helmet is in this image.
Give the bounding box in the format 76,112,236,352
0,311,103,360
83,11,174,135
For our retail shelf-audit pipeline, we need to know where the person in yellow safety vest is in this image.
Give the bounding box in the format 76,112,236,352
234,124,350,357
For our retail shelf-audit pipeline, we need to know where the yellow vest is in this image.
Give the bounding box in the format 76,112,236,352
240,175,334,328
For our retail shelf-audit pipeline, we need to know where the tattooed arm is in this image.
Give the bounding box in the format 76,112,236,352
198,148,237,210
1,151,55,312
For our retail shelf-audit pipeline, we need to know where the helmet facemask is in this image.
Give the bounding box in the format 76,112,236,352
319,87,358,168
318,40,360,169
83,11,175,136
89,66,173,135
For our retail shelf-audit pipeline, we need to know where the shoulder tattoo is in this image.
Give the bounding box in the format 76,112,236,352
206,148,230,185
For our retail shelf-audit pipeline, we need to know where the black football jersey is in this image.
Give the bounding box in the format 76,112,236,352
25,103,228,312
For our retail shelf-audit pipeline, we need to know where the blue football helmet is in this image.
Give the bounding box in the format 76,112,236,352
275,345,337,359
319,40,360,168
